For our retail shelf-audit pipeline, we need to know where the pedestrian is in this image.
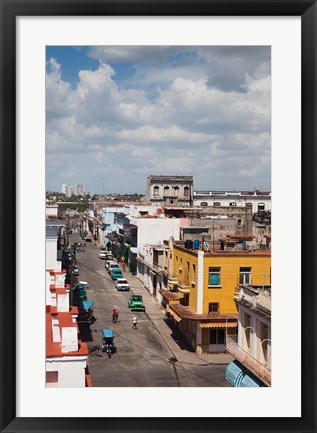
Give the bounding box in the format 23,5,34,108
112,309,118,324
132,315,138,329
115,310,119,323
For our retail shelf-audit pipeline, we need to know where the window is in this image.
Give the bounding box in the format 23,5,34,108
208,303,219,314
229,202,237,206
153,185,159,197
164,185,170,196
201,201,208,207
239,267,251,285
213,202,221,207
208,267,221,286
246,202,252,210
210,328,225,345
173,186,179,195
258,202,265,211
184,186,190,196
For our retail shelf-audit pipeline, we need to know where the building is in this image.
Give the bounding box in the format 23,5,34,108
193,189,271,213
225,284,271,387
46,207,91,387
164,239,271,354
46,270,91,388
145,175,193,206
65,184,73,198
61,183,67,194
77,184,84,196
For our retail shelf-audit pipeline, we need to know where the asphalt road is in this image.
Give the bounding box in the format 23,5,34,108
71,233,231,387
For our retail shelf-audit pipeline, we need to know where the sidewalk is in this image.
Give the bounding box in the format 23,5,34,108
120,266,233,367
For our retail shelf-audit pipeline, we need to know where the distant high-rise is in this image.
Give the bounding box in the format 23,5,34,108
61,183,67,195
77,184,84,196
65,184,73,198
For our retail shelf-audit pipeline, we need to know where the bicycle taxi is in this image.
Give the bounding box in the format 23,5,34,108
101,328,116,358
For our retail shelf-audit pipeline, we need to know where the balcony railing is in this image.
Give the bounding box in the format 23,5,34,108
226,334,271,386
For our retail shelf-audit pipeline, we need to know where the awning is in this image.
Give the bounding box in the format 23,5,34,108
225,361,264,387
166,308,182,322
199,322,237,329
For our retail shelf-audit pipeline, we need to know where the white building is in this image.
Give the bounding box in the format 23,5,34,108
193,189,271,213
77,184,84,196
226,284,271,387
46,270,91,388
46,211,91,388
65,184,73,198
61,183,67,194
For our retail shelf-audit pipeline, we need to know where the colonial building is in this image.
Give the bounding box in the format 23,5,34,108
193,189,271,213
225,284,271,387
164,239,271,354
145,175,193,206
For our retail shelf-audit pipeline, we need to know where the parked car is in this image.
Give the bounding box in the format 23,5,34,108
115,278,130,291
99,250,107,259
128,294,145,311
105,260,117,271
108,262,120,275
115,278,128,286
111,268,123,280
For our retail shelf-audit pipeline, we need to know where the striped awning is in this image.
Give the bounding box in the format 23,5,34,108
166,308,182,322
199,322,237,329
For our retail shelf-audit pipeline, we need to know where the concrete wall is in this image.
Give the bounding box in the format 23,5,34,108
46,357,87,388
130,217,181,246
46,238,61,272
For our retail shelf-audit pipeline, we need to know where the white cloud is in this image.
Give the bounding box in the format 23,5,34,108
46,47,271,193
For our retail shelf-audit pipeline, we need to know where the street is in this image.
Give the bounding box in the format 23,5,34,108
71,233,232,387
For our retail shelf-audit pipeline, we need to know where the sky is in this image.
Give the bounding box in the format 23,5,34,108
46,46,271,195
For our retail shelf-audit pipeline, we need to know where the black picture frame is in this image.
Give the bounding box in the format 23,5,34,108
0,1,316,432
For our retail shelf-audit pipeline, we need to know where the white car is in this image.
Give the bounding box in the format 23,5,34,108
115,278,129,290
115,282,130,291
99,250,107,259
105,260,117,271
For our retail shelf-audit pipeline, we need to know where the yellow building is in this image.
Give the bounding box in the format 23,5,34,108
166,238,271,354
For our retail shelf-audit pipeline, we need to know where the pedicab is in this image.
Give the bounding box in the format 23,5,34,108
77,300,96,324
101,328,116,359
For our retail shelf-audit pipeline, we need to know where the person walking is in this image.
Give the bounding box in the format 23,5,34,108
132,315,138,329
112,309,118,324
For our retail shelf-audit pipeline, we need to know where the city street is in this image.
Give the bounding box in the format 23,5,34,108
70,233,232,387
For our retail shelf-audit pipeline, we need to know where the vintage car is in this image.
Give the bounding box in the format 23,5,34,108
128,294,145,311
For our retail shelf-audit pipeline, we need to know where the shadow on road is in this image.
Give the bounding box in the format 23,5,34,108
78,323,94,342
163,318,194,352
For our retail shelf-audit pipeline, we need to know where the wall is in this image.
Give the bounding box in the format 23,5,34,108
46,357,87,388
131,217,181,246
46,238,61,272
202,254,271,315
173,246,271,316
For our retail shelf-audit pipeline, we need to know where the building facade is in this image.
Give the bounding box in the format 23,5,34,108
145,175,194,206
77,184,84,196
165,241,271,354
225,284,271,387
193,189,271,213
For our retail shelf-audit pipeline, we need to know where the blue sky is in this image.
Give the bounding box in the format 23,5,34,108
46,46,271,195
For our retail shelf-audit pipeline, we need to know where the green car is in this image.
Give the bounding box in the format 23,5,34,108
128,294,145,311
111,268,123,280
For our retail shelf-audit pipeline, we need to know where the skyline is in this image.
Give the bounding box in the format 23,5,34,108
46,46,271,194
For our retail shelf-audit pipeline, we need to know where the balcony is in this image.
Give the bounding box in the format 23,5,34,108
226,335,271,386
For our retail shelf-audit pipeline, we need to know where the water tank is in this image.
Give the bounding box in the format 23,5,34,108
193,239,200,249
185,239,193,249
